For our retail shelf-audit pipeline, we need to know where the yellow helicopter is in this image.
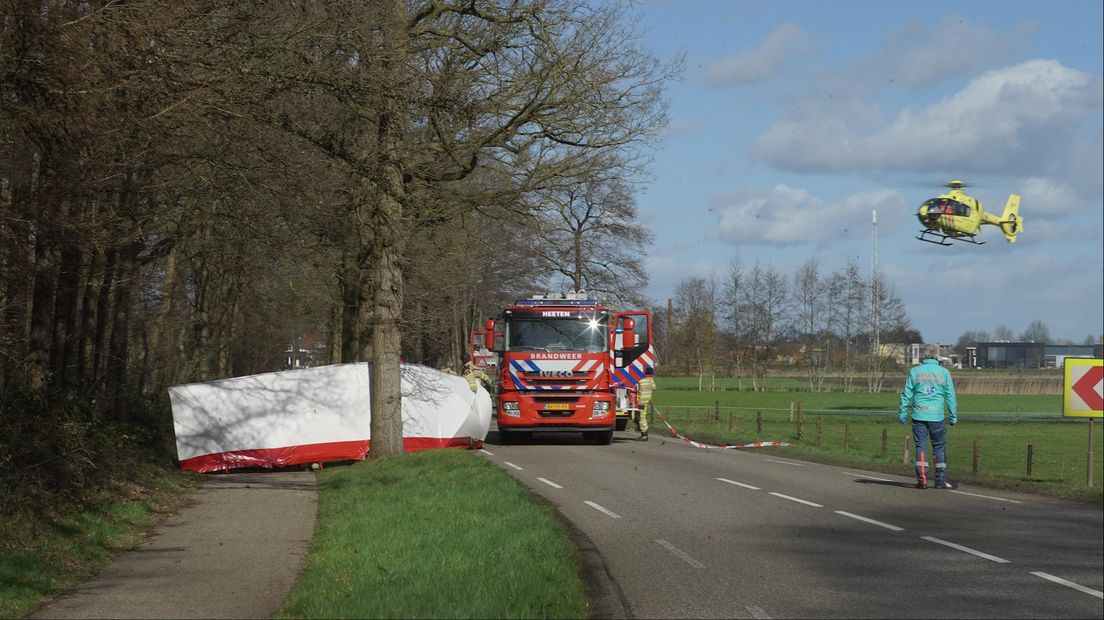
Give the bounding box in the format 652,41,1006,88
916,180,1023,246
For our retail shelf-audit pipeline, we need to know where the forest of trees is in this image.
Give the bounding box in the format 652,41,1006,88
657,258,916,393
0,0,680,501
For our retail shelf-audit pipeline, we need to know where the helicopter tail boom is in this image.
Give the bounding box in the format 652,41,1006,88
998,194,1022,243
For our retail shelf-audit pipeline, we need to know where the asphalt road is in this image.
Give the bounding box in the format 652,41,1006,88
482,426,1104,619
31,471,317,619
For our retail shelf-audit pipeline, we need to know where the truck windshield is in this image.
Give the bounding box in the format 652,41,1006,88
506,317,608,353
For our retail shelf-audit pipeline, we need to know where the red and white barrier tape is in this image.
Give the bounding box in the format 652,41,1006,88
655,408,791,450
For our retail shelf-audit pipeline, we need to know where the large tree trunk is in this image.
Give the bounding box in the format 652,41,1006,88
148,244,179,389
191,259,212,381
26,164,59,392
106,245,139,422
367,0,409,459
78,248,104,387
368,184,404,458
50,196,83,387
339,251,360,363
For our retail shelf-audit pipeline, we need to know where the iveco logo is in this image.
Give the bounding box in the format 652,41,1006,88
539,370,574,377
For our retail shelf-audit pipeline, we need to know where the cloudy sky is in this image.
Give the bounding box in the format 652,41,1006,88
633,0,1103,345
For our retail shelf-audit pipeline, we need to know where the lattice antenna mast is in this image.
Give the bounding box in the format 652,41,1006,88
871,209,879,355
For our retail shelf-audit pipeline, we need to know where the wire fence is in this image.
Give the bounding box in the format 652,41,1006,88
650,405,1101,495
654,404,1075,424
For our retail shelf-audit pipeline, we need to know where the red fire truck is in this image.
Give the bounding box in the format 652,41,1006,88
479,292,655,444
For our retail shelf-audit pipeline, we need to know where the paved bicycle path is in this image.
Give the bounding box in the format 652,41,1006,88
32,471,317,619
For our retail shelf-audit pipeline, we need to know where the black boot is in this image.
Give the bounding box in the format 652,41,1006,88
639,431,648,441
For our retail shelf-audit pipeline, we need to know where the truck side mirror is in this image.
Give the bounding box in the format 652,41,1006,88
484,319,495,350
621,318,636,349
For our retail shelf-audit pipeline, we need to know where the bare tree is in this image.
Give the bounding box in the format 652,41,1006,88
838,260,867,392
955,329,990,355
993,324,1015,341
742,263,789,390
671,276,718,390
793,259,828,391
529,172,653,306
720,257,746,390
1019,320,1051,343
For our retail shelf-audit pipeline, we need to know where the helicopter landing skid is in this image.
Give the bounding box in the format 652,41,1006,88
916,230,985,246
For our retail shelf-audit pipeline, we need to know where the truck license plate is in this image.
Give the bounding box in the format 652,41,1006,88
546,403,571,410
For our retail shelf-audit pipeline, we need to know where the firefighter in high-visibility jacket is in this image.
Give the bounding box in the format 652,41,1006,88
463,360,490,393
636,366,655,441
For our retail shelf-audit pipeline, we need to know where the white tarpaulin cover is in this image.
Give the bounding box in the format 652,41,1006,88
168,363,491,473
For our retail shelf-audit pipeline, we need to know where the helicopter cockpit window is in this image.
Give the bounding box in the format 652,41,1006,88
923,199,969,217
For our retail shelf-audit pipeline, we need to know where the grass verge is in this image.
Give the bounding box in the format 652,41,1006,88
276,449,587,619
0,461,199,619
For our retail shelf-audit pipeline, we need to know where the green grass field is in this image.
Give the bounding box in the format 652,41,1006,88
277,449,587,619
650,379,1102,502
657,376,1063,414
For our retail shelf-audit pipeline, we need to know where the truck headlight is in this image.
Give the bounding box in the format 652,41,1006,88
591,401,609,417
502,401,520,418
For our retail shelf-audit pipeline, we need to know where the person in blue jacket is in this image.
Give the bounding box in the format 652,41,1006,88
899,345,958,489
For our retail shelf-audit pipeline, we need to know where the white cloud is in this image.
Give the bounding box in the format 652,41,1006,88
750,60,1102,177
707,184,907,246
891,17,1017,89
812,17,1027,99
702,23,810,87
1015,177,1082,215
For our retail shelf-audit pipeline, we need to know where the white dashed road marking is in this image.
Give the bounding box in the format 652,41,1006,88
717,477,761,490
768,492,823,508
537,477,563,489
478,448,494,456
1029,572,1104,599
746,605,771,619
921,536,1010,563
655,539,705,568
950,489,1024,504
842,472,893,482
765,459,804,467
503,461,523,471
834,510,905,532
585,501,622,519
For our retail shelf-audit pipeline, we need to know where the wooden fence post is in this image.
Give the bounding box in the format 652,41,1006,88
789,401,794,422
727,411,734,432
815,417,822,446
1027,443,1034,479
756,411,763,435
797,402,804,440
972,439,979,473
902,434,910,465
881,428,888,458
1088,418,1095,488
844,422,850,451
714,401,719,422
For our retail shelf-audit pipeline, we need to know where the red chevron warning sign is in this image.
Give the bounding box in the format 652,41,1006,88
1064,358,1103,417
1072,366,1103,409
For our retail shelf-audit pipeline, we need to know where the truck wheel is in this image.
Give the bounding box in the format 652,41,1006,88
591,430,613,445
615,418,628,431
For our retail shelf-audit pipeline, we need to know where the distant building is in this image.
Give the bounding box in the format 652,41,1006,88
1043,344,1104,369
881,343,956,367
972,342,1102,369
286,333,329,369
